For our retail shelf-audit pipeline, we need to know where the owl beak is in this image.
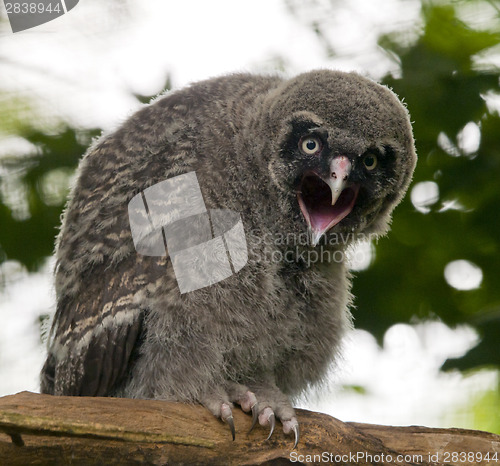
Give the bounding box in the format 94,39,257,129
297,156,359,246
326,156,352,206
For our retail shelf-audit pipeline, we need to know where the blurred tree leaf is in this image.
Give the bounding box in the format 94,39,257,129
352,1,500,370
380,3,499,147
0,127,100,270
445,371,500,434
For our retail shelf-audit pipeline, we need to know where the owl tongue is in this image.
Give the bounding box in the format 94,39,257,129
298,173,359,246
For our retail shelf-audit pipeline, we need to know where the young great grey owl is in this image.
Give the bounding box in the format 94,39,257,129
41,70,416,447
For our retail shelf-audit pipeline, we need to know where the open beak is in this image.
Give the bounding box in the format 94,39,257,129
297,156,359,246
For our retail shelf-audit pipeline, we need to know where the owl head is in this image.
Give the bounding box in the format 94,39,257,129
261,70,417,246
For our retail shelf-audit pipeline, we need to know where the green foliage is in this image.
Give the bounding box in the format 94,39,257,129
471,382,500,434
446,373,500,434
0,127,100,270
353,1,500,370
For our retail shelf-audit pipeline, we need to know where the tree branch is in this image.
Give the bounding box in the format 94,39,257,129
0,391,498,465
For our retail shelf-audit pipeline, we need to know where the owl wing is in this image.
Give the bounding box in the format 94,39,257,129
41,254,167,397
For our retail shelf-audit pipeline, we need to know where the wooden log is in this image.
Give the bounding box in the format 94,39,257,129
0,391,498,465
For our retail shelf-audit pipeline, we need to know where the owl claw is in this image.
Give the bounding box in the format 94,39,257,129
282,417,300,448
248,402,259,434
226,415,235,441
221,402,236,441
292,424,300,449
266,413,276,440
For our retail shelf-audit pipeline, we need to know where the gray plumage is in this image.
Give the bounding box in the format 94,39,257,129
41,70,416,442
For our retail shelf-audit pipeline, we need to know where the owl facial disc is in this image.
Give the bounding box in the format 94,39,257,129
297,157,359,246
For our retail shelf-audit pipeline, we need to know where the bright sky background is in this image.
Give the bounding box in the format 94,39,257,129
0,0,497,429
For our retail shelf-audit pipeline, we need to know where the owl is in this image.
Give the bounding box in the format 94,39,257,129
41,70,416,447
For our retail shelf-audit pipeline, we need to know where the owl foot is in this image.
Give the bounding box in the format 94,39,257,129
218,389,258,441
250,405,299,449
202,383,300,448
201,386,254,442
229,383,299,448
245,384,299,448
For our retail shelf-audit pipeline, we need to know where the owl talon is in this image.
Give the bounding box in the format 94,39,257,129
292,424,300,449
248,402,259,434
266,413,276,440
226,415,235,441
282,417,300,448
221,402,236,441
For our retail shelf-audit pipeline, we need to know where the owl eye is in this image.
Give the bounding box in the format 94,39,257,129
363,153,378,170
299,136,322,156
